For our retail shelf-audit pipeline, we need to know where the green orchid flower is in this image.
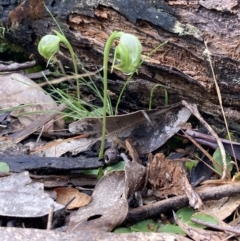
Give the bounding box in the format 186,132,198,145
99,31,142,158
38,34,61,61
112,33,142,74
38,30,80,102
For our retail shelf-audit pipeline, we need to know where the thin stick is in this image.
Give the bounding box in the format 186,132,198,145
124,182,240,225
191,217,240,235
182,100,227,179
47,205,54,230
204,41,238,172
0,61,36,72
183,130,225,178
37,68,102,87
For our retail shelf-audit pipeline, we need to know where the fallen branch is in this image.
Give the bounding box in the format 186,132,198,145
0,61,36,72
124,182,240,225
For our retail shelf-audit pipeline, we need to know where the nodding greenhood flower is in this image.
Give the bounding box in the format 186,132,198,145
99,31,142,159
112,32,142,75
38,34,61,60
38,30,72,61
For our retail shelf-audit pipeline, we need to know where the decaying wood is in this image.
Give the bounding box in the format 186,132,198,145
0,154,103,172
1,0,240,124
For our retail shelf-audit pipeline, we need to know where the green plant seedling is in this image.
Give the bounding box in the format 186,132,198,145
149,84,168,109
38,30,80,103
115,41,168,115
185,160,198,172
38,7,168,163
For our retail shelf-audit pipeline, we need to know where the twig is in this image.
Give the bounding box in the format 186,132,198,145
182,100,227,179
47,205,54,230
37,68,103,87
204,41,238,172
0,61,36,72
183,130,224,177
36,126,44,144
25,69,51,79
191,217,240,235
124,182,240,225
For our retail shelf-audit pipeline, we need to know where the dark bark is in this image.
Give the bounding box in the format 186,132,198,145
1,0,240,124
0,154,103,172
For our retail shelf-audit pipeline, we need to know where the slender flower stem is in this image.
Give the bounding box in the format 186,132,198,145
54,31,80,104
45,7,81,103
99,32,121,158
65,42,80,103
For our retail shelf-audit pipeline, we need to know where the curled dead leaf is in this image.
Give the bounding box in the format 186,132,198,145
55,187,91,210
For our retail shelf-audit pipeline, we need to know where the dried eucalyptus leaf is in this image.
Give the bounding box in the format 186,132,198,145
0,172,64,217
69,104,191,154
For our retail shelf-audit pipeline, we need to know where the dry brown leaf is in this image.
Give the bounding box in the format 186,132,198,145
69,104,191,155
0,172,64,217
67,158,146,232
55,187,91,210
0,73,63,132
149,153,202,209
34,137,97,157
204,196,240,221
67,171,128,232
125,139,142,164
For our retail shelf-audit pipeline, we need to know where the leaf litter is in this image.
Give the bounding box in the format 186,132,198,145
0,171,64,217
34,103,191,157
1,68,240,240
0,73,64,134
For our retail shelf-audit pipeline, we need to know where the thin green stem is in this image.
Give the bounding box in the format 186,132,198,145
149,84,168,110
45,5,81,103
64,41,80,103
114,74,132,115
99,32,121,158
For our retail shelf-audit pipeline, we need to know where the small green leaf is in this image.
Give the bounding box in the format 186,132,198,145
106,161,125,173
159,224,186,235
130,219,158,232
113,227,133,233
212,147,233,176
176,207,194,223
82,169,98,176
0,162,10,172
185,160,198,172
191,212,218,228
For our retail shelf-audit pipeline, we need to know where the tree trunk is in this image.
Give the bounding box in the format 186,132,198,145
2,0,240,125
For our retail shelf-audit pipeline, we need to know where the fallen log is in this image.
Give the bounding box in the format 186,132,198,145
1,0,240,124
